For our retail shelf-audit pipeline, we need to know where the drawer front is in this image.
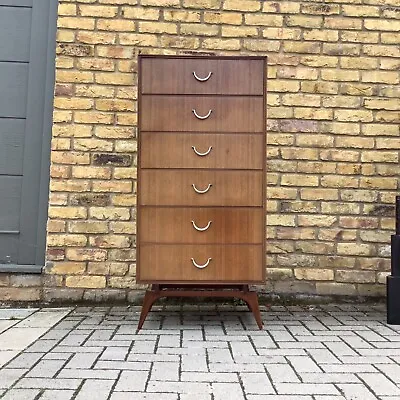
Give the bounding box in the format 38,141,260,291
139,207,263,244
140,133,264,170
139,170,263,206
138,244,263,282
141,57,264,95
140,96,264,133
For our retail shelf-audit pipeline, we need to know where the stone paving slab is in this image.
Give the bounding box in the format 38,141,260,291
0,303,398,399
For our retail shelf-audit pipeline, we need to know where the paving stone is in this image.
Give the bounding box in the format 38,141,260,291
75,379,115,400
247,396,313,400
181,354,208,371
158,334,180,348
0,328,49,351
181,372,238,382
65,352,99,369
0,351,19,368
1,388,41,400
42,353,72,361
39,389,75,400
26,340,60,353
287,356,322,373
6,352,44,369
0,309,37,320
275,383,340,395
17,311,71,328
321,342,358,358
240,372,275,394
15,378,82,390
100,346,129,360
151,362,179,381
336,383,379,399
212,382,245,400
94,360,151,370
230,341,258,357
147,381,211,394
114,370,149,391
358,373,400,396
322,364,377,373
207,348,233,363
300,372,360,383
26,359,66,378
0,320,19,334
307,349,341,364
0,368,28,389
266,363,300,383
58,368,120,380
110,394,178,400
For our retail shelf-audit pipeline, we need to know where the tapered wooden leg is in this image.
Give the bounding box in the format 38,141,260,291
243,291,263,330
137,290,160,330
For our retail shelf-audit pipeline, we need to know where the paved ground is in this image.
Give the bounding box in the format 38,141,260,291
0,302,399,399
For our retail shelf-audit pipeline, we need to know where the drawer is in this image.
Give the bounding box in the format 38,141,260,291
139,207,263,244
139,170,263,206
140,96,264,133
140,57,265,95
138,244,263,282
140,133,264,170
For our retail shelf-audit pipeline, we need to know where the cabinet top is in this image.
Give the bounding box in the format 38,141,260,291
138,54,267,61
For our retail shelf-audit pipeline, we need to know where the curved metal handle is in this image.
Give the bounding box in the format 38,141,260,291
193,71,212,82
192,146,212,157
192,183,212,194
191,220,212,232
191,257,212,269
192,109,212,120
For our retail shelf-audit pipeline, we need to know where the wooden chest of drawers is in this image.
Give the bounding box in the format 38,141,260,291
137,55,267,328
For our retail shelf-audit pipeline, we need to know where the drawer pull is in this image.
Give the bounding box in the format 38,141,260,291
193,71,212,82
192,145,212,157
191,220,212,232
192,183,212,194
191,257,212,269
192,109,212,120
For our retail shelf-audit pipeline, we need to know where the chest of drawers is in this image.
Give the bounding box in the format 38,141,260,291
137,55,267,328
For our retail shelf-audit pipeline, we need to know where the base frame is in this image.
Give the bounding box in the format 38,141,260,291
137,284,263,330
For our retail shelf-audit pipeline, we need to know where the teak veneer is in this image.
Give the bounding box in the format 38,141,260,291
137,55,267,329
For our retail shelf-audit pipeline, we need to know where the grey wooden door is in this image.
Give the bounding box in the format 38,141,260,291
0,0,57,271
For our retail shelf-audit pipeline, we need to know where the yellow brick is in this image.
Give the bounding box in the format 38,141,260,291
74,139,113,152
57,30,75,43
54,97,93,110
75,85,114,98
58,3,77,16
79,5,118,17
48,206,87,219
77,58,115,71
89,235,131,248
51,178,91,192
362,71,399,84
281,174,319,187
364,98,399,111
56,70,93,83
282,94,320,107
321,69,359,82
360,230,391,244
341,31,379,43
363,44,400,58
95,72,134,85
268,107,293,119
381,33,400,45
51,138,71,151
204,12,242,25
77,32,116,44
321,176,358,188
302,3,340,15
113,168,137,179
115,140,138,152
119,33,158,46
112,194,137,206
89,207,131,220
160,36,200,49
278,66,318,80
97,45,133,59
362,151,398,163
268,80,299,93
74,112,114,125
341,190,378,203
66,275,106,288
301,55,338,68
243,40,280,52
304,29,338,42
47,220,67,233
376,111,400,123
122,7,160,20
245,14,283,26
56,55,74,68
334,110,373,122
316,282,357,296
117,113,137,126
202,38,240,51
110,221,136,234
300,189,338,200
281,148,319,160
223,0,261,11
266,268,293,281
337,163,361,175
281,201,318,213
337,243,373,256
323,43,360,56
268,187,298,199
139,21,177,34
298,215,337,227
360,177,397,190
297,161,336,174
97,19,136,32
340,83,373,96
141,0,178,5
376,138,400,149
69,221,108,234
262,27,301,40
58,17,95,30
72,166,111,179
49,193,68,206
295,268,334,281
296,134,333,148
108,277,137,289
267,215,296,227
283,41,320,54
321,122,360,135
49,262,86,275
181,23,219,36
163,10,199,22
277,227,316,240
286,16,323,28
342,5,380,17
51,151,90,165
221,26,258,37
340,57,378,70
92,180,132,193
293,108,333,120
301,81,338,94
324,17,362,30
365,19,400,31
47,235,87,247
321,202,360,215
96,99,135,112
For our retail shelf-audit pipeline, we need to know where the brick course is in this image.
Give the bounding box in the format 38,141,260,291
3,0,400,302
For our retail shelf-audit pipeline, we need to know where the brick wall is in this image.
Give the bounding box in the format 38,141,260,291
4,0,399,302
